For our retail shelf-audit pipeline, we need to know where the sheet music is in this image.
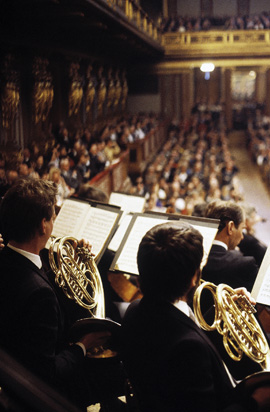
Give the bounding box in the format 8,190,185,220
108,214,133,252
78,207,118,256
51,199,89,238
110,213,219,276
252,244,270,305
47,198,120,262
109,192,146,214
189,221,218,268
112,215,168,275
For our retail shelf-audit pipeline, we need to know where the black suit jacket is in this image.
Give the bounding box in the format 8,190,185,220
0,247,90,406
202,244,258,292
121,298,247,412
238,233,267,267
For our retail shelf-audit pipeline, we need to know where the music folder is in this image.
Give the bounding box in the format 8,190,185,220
109,211,219,276
109,191,146,221
48,198,122,264
252,243,270,307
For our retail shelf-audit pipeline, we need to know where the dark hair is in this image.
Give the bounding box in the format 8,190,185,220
205,200,244,233
137,222,203,302
192,202,208,217
77,184,108,203
0,178,57,243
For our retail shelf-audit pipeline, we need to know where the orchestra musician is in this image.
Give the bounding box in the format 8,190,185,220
0,178,121,410
121,221,270,412
202,200,259,293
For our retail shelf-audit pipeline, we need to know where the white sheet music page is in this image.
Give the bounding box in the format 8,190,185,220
112,215,168,275
51,199,89,238
109,192,146,214
252,244,270,305
108,214,133,252
110,213,219,276
188,221,218,268
77,207,118,257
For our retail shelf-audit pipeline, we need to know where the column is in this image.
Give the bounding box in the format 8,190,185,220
162,0,168,18
265,69,270,116
224,69,232,130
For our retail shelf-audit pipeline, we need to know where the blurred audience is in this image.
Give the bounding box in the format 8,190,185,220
161,11,270,33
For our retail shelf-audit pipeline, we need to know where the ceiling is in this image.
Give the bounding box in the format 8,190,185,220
0,0,164,66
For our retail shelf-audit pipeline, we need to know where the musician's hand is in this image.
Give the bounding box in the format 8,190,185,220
75,238,95,256
0,234,4,250
252,386,270,411
79,331,111,351
232,287,256,306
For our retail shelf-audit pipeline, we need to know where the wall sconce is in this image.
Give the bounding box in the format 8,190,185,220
200,63,215,80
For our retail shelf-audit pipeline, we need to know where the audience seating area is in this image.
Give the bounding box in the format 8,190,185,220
247,110,270,190
161,11,270,33
130,111,243,217
0,112,160,203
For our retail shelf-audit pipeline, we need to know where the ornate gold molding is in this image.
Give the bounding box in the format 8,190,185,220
85,63,95,115
164,30,270,59
97,65,107,118
68,62,83,117
1,55,20,129
120,70,128,111
106,66,116,112
114,69,122,111
150,59,270,75
32,57,54,124
104,0,162,43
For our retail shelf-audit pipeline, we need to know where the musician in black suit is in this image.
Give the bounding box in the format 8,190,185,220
0,178,111,409
121,222,269,412
202,200,258,292
238,204,267,267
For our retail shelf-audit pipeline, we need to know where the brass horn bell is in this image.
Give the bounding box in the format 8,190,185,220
48,236,120,358
193,281,270,370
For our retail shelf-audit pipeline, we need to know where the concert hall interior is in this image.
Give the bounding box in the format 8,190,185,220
2,0,270,411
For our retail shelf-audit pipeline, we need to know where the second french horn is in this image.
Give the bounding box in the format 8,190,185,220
193,281,270,370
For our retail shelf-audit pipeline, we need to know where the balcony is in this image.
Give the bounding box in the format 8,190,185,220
163,30,270,62
101,0,163,44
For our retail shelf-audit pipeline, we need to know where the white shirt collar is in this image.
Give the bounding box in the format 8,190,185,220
212,239,228,250
7,244,42,269
173,296,236,386
173,299,190,317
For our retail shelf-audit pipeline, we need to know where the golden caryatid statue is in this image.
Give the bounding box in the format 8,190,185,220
113,69,122,112
85,63,95,115
121,69,128,112
1,55,20,129
106,67,116,113
68,62,83,117
32,57,54,124
97,65,107,118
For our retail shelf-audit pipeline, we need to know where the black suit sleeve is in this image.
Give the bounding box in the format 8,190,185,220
161,337,246,412
21,285,85,384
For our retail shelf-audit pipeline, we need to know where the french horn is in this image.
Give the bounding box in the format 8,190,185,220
193,281,270,370
48,236,105,318
48,236,119,358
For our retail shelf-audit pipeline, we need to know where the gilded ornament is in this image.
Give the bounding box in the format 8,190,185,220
1,55,20,129
32,57,54,124
97,66,107,117
86,64,95,114
68,62,83,117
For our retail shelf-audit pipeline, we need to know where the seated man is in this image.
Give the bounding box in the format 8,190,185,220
238,203,267,267
202,200,258,292
121,221,269,412
0,178,114,409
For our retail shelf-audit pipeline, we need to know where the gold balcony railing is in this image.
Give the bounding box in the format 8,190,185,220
103,0,163,43
163,30,270,59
